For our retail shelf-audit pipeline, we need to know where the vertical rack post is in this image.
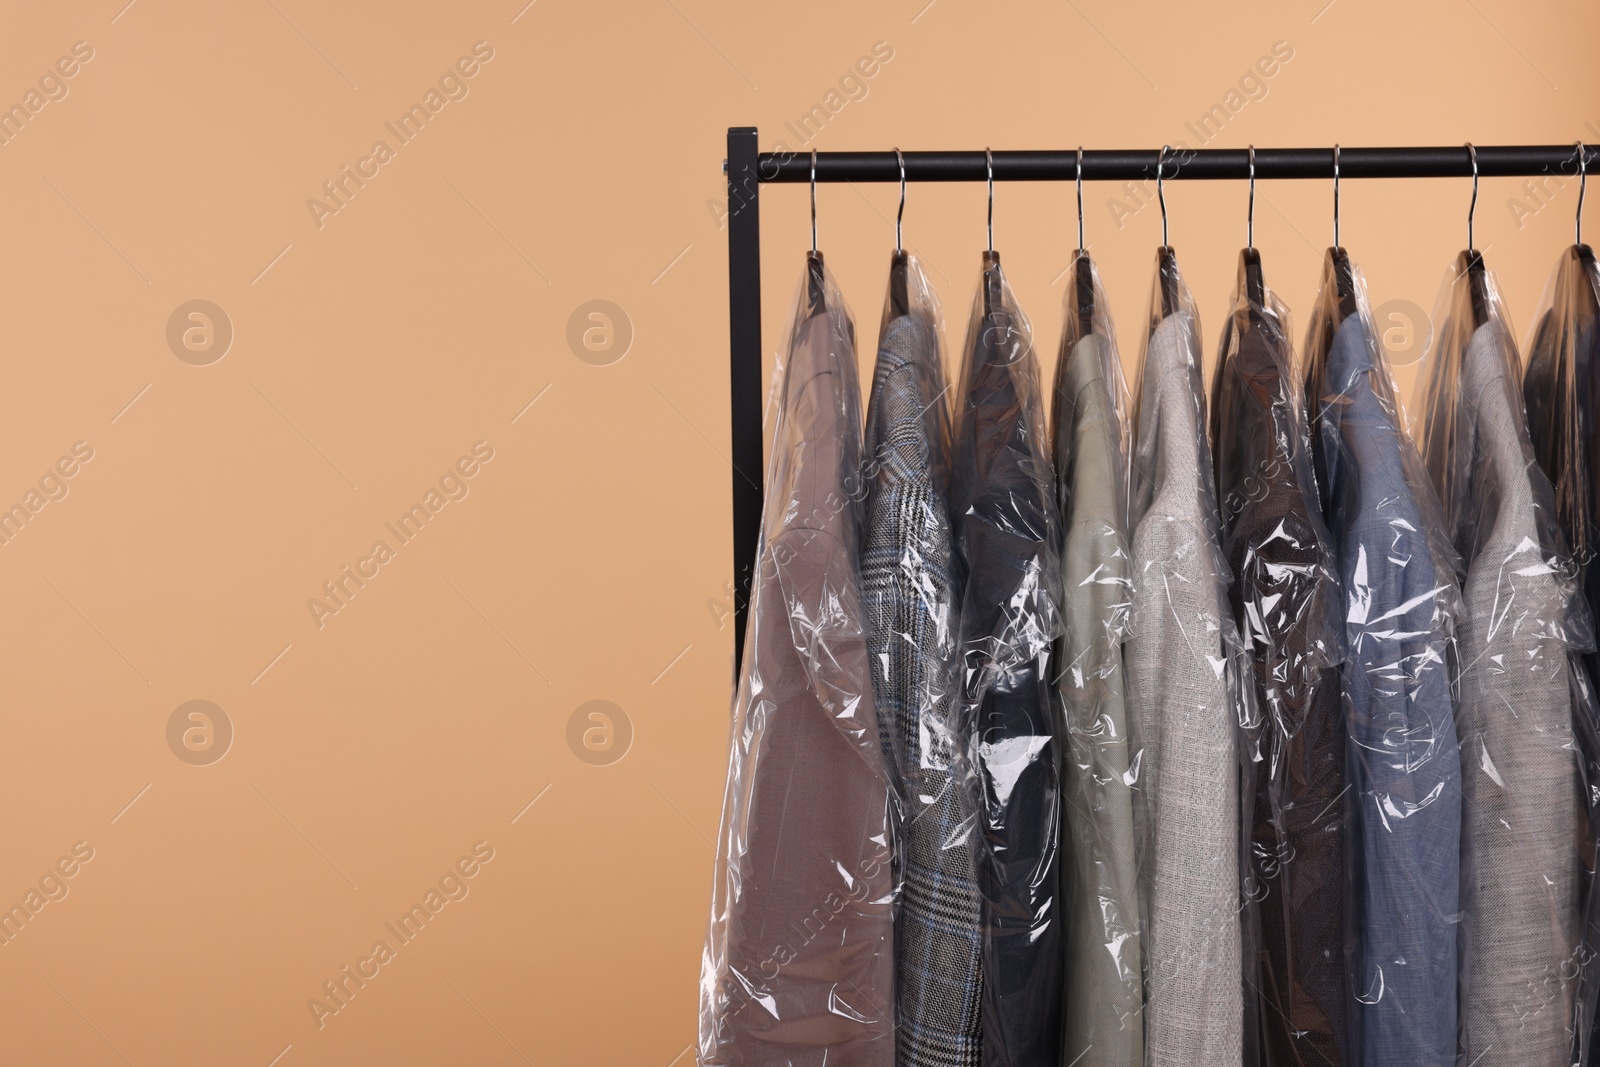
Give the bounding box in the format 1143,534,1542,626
726,127,763,676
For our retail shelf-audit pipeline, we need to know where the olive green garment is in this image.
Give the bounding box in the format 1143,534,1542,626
1054,331,1143,1067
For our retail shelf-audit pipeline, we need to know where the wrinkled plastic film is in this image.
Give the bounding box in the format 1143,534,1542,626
1525,246,1600,648
860,252,983,1067
949,251,1063,1066
1050,251,1142,1067
1304,249,1462,1067
1212,251,1346,1067
1125,248,1252,1067
1524,244,1600,1067
699,253,898,1067
1417,253,1599,1066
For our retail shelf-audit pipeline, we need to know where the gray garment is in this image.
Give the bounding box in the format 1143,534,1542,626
1455,321,1578,1065
1127,311,1244,1067
861,311,982,1067
1055,333,1142,1067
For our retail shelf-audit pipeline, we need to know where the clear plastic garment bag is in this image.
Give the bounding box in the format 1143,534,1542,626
1418,253,1600,1067
1126,247,1253,1067
1212,249,1345,1067
1051,250,1142,1067
700,253,898,1067
1304,249,1462,1067
1524,242,1600,1066
861,250,983,1067
949,250,1064,1067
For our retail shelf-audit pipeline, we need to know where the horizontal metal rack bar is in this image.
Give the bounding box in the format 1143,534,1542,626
751,144,1595,183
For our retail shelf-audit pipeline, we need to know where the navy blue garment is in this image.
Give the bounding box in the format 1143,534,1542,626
949,254,1063,1067
1312,312,1462,1067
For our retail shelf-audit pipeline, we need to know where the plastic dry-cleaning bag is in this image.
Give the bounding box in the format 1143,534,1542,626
699,252,898,1067
1525,243,1600,621
860,251,982,1067
1523,241,1600,1067
1050,249,1142,1067
949,250,1063,1067
1125,248,1252,1067
1304,247,1462,1067
1524,242,1600,1066
1418,252,1600,1067
1211,249,1345,1067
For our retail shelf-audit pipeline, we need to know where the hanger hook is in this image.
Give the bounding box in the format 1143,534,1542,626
809,148,818,254
985,147,995,253
895,148,906,254
1466,142,1478,253
1333,144,1341,249
1076,147,1086,252
1247,145,1256,250
1158,145,1171,248
1576,141,1588,246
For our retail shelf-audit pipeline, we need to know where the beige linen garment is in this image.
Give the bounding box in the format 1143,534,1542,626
1127,310,1244,1067
1453,321,1579,1066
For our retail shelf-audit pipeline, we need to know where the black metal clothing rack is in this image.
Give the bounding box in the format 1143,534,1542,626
723,126,1595,669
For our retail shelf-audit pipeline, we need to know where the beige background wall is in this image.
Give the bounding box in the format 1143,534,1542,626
0,1,1594,1063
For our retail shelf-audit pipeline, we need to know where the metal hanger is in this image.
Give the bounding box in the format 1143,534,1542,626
1158,144,1171,248
1330,144,1359,319
1460,142,1490,326
982,147,1000,317
1572,141,1597,310
1577,141,1594,267
896,147,907,254
889,147,910,317
1247,145,1256,251
1075,146,1095,334
1242,145,1266,306
985,147,995,254
810,148,818,253
1076,146,1087,253
1334,142,1342,250
1467,141,1480,254
1157,145,1180,317
806,148,826,308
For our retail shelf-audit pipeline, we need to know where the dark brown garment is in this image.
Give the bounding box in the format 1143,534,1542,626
1213,278,1347,1067
700,259,897,1067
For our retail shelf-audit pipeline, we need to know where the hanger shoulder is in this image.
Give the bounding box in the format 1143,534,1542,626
888,250,910,318
1242,246,1266,307
1074,249,1095,336
1157,246,1181,318
1330,246,1359,320
806,250,827,314
1459,247,1490,327
981,249,1001,319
